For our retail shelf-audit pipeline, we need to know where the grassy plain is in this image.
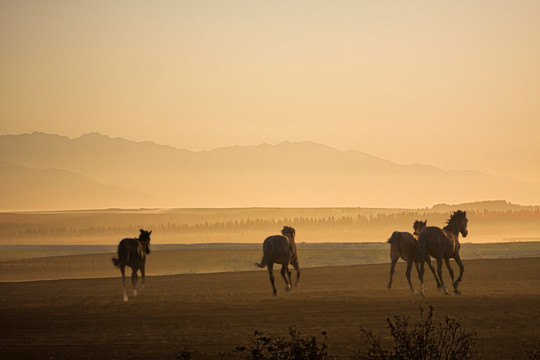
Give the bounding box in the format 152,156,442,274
1,258,539,360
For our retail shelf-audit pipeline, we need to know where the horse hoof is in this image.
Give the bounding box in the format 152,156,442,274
286,286,291,292
387,284,392,289
132,290,138,297
294,282,299,287
454,289,461,295
273,290,277,296
123,295,129,302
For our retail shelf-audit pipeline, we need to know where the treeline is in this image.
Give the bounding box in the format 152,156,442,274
2,209,540,243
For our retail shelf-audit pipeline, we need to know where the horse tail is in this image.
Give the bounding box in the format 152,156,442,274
112,238,130,268
112,257,121,267
255,255,268,268
387,231,399,244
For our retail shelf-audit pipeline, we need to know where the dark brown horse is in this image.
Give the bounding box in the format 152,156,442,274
255,226,300,296
387,220,441,292
417,210,468,295
112,229,152,302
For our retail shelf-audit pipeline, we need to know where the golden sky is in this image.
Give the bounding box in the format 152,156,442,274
1,1,539,182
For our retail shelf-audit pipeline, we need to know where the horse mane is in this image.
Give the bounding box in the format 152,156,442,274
444,210,466,233
281,226,295,239
281,226,298,263
413,220,426,233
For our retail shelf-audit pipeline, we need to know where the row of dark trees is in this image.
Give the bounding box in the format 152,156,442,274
2,209,540,241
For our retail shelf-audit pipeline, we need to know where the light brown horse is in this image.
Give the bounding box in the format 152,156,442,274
255,226,300,296
417,210,468,295
387,220,441,293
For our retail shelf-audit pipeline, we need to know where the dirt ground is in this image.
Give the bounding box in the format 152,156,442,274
1,257,539,360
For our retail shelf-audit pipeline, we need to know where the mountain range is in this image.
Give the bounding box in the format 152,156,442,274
1,132,539,210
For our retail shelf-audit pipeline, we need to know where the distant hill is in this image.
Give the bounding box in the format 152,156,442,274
1,132,539,210
428,200,540,212
0,160,157,211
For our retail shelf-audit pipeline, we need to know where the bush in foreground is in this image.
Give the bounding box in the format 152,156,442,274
352,304,481,360
525,347,540,360
181,305,483,359
221,325,333,360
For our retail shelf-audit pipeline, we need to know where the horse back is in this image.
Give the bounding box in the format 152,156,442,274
418,226,458,259
388,231,417,262
117,238,146,267
263,235,294,265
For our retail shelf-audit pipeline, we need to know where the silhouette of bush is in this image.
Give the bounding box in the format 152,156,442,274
525,347,540,360
221,325,333,360
352,304,481,360
174,348,194,360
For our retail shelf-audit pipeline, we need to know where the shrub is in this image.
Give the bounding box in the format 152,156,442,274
221,325,334,360
352,304,482,360
174,348,194,360
525,347,540,360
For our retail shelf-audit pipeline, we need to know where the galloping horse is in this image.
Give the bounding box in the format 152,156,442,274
255,226,300,296
387,220,441,292
417,211,468,295
112,229,152,302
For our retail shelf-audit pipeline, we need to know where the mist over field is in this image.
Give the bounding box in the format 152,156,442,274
1,201,539,246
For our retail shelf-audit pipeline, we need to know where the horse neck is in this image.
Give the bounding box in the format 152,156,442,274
285,235,297,251
443,224,460,239
137,238,150,254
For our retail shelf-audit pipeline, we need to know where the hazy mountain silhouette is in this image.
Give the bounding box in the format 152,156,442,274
1,132,539,210
0,160,157,211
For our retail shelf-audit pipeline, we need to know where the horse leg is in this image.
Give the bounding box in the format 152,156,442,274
418,261,425,296
120,265,128,302
292,262,301,287
286,267,293,290
426,256,441,289
436,257,449,294
453,255,465,294
405,260,415,293
131,267,138,297
139,264,146,294
267,263,277,296
388,257,398,289
280,265,291,291
444,258,455,292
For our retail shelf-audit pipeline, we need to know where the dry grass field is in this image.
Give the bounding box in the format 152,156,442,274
1,257,539,360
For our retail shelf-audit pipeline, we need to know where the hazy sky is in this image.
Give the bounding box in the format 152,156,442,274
1,1,539,182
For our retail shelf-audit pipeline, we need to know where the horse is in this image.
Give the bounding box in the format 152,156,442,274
255,226,300,296
112,229,152,302
417,210,468,296
387,220,441,293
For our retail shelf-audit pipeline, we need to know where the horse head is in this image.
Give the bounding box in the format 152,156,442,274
139,229,152,254
459,211,468,237
281,226,296,241
413,220,427,236
449,211,468,238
